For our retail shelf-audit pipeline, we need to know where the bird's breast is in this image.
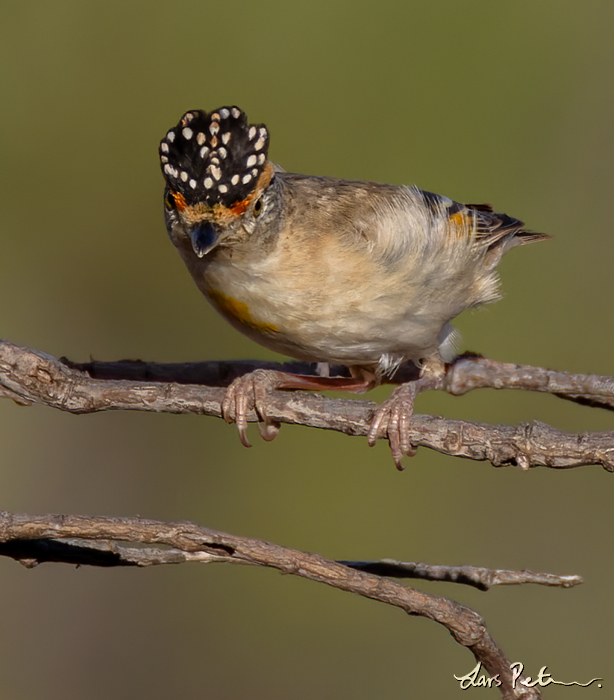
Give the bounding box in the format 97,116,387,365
194,235,449,364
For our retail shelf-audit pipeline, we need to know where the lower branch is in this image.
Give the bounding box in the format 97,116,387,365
0,511,552,700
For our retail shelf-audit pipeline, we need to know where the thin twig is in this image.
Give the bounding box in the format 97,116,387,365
2,339,613,470
0,511,548,700
340,560,582,591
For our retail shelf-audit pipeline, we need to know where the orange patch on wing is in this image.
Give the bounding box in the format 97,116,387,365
448,209,475,240
208,289,279,334
449,211,467,227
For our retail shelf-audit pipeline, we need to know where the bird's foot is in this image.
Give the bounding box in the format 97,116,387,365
368,362,446,469
221,369,284,447
222,369,372,448
367,383,418,470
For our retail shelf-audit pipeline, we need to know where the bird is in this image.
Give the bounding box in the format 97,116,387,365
159,106,549,468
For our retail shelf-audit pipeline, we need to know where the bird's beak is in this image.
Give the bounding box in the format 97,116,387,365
190,222,220,258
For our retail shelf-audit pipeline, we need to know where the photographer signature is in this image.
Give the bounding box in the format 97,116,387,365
454,662,602,690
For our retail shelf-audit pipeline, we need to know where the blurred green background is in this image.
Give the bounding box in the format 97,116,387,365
1,1,612,697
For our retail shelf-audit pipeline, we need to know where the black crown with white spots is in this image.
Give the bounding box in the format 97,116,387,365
159,106,270,207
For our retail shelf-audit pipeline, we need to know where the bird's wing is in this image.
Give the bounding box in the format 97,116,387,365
420,189,549,248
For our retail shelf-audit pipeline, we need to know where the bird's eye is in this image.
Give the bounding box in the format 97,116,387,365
253,198,263,216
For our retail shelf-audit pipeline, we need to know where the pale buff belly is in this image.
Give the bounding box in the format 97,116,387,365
194,253,447,366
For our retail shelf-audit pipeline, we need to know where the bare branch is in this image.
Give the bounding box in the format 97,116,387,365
2,339,613,470
62,350,614,411
0,511,549,699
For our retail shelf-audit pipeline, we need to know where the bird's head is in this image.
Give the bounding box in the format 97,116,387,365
160,106,274,257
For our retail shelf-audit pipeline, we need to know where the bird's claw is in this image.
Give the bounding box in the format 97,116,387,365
221,369,282,447
367,383,418,470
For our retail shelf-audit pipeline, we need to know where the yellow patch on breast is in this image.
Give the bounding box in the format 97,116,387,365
208,289,279,334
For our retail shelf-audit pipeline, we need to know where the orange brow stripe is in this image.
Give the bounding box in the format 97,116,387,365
230,197,251,216
172,191,187,211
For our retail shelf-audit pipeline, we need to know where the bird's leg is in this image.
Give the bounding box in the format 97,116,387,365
221,368,376,448
221,362,445,470
367,360,446,470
